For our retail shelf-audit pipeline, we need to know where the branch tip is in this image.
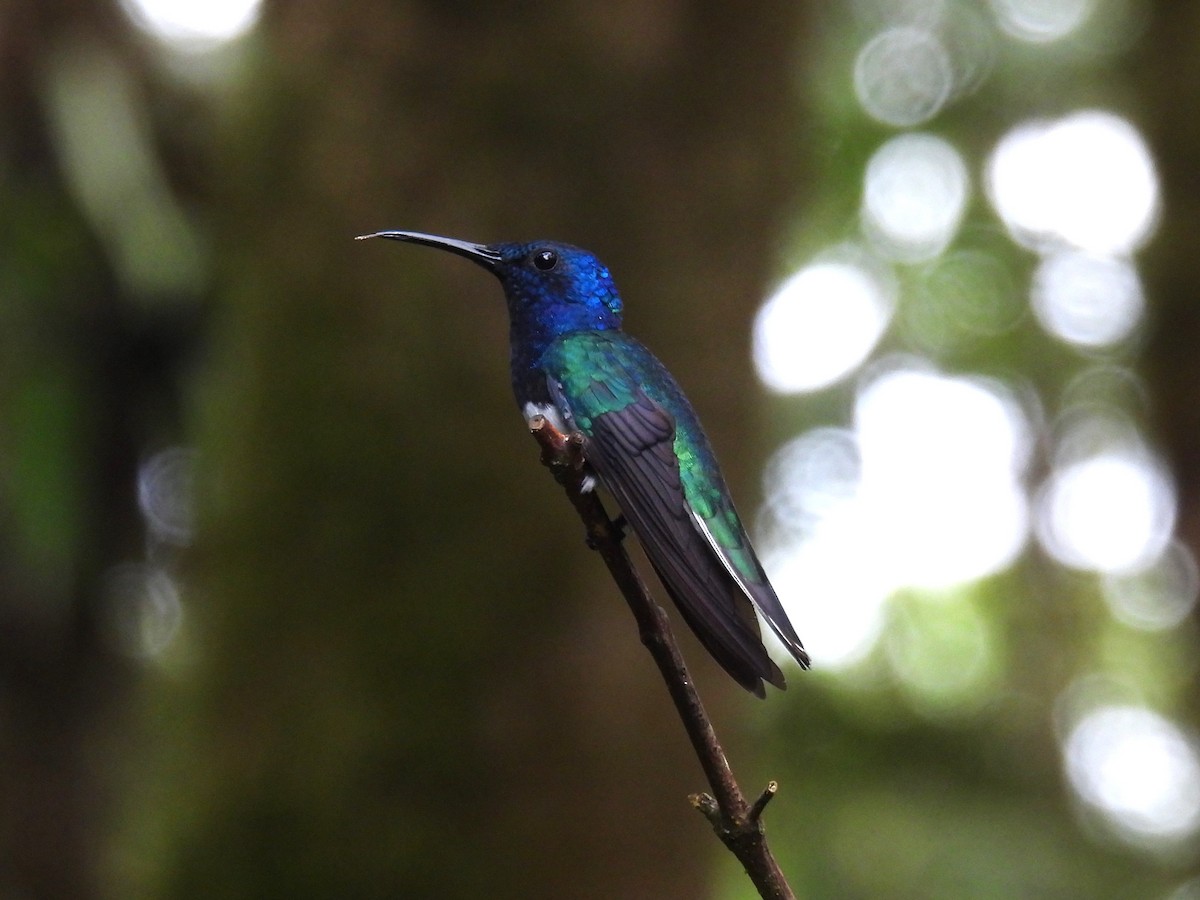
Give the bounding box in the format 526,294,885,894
525,427,796,899
689,792,721,825
749,781,779,822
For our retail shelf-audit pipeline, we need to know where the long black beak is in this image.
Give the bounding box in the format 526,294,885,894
356,230,502,272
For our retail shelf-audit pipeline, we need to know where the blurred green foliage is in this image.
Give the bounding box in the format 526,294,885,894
0,2,1197,899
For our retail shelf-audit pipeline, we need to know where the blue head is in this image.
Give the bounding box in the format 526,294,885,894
487,240,623,336
359,231,623,344
360,229,626,405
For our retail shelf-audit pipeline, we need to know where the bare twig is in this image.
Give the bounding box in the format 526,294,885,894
529,416,796,900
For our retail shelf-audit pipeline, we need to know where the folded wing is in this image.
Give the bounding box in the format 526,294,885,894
554,380,786,696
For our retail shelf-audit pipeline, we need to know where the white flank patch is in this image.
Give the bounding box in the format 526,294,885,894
524,400,594,491
523,401,569,434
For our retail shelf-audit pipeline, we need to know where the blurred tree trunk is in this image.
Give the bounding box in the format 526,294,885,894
128,2,813,899
0,4,188,897
1137,9,1200,620
1136,5,1200,790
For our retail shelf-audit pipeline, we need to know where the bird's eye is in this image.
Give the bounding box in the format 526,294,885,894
533,249,558,271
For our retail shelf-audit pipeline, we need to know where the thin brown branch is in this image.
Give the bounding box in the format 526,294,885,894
749,781,780,822
529,416,797,900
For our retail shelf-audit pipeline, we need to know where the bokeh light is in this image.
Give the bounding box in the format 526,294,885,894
761,360,1033,669
766,522,890,670
989,0,1096,43
1064,705,1200,845
103,563,184,659
854,362,1031,589
763,16,1192,876
986,110,1159,255
1101,540,1200,631
138,446,199,547
885,596,998,717
862,133,970,262
903,249,1026,351
753,250,896,394
854,27,954,126
1031,250,1144,348
762,427,860,533
1060,363,1147,415
120,0,262,50
1037,448,1175,574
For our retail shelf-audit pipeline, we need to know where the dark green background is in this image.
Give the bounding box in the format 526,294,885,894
0,2,1196,898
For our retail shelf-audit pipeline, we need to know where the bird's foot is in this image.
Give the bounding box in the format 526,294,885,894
584,515,627,551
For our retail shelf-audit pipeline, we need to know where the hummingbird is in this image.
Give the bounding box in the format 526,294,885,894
359,230,810,696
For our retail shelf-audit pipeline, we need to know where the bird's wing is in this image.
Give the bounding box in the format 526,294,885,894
543,351,785,696
688,483,811,670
